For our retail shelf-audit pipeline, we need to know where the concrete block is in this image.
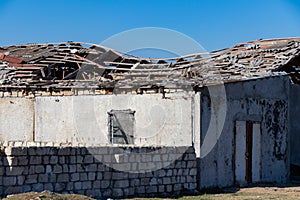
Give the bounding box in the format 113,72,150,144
112,172,127,180
174,183,182,191
146,185,157,193
58,148,70,155
86,164,97,172
17,175,25,185
46,165,52,173
62,164,68,173
130,178,140,187
136,186,145,194
59,156,65,164
114,180,129,188
112,188,123,197
30,156,42,165
84,155,94,164
76,156,83,163
88,172,96,181
44,183,53,191
11,147,27,156
66,182,73,190
35,165,45,173
163,177,171,185
158,185,165,193
25,174,38,184
74,182,82,190
77,164,84,172
3,177,17,186
5,186,23,195
53,165,62,173
32,183,43,192
70,156,76,164
153,155,161,162
100,180,110,189
38,174,48,183
49,174,56,183
6,166,24,175
57,174,69,182
189,168,197,176
50,156,58,164
80,173,88,181
97,172,103,179
43,156,49,164
71,173,79,182
140,178,150,186
55,183,65,191
82,181,92,189
69,164,76,173
29,166,35,174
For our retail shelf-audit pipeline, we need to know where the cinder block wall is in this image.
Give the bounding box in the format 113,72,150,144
0,143,197,198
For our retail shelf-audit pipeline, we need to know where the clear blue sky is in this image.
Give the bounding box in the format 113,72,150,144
0,0,300,51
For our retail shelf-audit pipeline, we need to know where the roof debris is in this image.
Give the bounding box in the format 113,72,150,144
0,38,299,95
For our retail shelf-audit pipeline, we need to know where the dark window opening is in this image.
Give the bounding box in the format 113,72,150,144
108,109,135,144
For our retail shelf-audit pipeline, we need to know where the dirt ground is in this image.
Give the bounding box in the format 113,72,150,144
2,184,300,200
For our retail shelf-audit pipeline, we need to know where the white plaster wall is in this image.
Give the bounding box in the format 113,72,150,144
199,76,290,189
35,93,195,146
0,98,34,141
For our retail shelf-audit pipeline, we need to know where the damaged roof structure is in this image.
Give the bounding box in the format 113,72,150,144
1,38,300,198
0,37,300,95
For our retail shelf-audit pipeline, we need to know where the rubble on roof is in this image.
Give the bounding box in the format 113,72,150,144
0,38,300,95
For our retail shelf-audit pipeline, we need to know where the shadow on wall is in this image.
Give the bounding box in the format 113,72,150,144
0,145,197,198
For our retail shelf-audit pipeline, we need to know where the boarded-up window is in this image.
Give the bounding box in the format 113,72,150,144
108,109,135,144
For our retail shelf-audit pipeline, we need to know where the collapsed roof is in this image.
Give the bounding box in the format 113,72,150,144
0,38,300,94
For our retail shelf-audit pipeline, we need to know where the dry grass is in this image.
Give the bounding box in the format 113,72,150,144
3,185,300,200
3,190,94,200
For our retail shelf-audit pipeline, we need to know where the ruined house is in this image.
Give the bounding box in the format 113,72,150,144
0,38,300,198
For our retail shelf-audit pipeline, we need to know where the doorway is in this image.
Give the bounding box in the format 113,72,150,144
235,121,261,184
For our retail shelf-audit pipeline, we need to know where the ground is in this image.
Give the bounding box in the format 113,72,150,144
3,185,300,200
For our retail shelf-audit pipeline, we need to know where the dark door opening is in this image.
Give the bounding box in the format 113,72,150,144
235,121,261,185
